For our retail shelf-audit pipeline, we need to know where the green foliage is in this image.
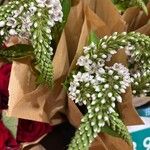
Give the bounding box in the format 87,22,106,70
0,44,33,60
112,0,148,15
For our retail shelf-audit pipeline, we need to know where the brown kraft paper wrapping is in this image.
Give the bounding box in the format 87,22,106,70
65,0,84,63
123,2,150,32
7,31,69,125
66,1,143,150
133,97,150,107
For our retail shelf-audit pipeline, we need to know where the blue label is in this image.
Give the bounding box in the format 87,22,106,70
131,128,150,150
137,106,150,117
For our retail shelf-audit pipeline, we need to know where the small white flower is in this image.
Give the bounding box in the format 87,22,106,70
0,30,4,36
86,93,90,98
121,85,127,90
96,114,102,121
96,75,106,83
91,101,96,105
108,70,114,75
110,50,117,55
77,56,92,67
125,47,131,56
108,92,113,98
143,89,148,92
34,22,38,28
91,94,96,100
90,42,96,48
75,99,80,103
104,116,109,121
95,107,100,112
98,68,105,74
101,43,107,49
98,93,102,98
111,102,115,108
91,122,95,126
120,88,126,93
113,32,118,36
47,19,55,27
103,35,108,39
104,84,109,89
106,54,112,62
14,6,24,18
93,54,97,59
82,73,93,82
109,107,114,113
9,29,17,35
83,100,87,105
29,6,37,14
85,83,90,87
36,0,46,5
114,75,119,80
101,54,107,59
83,46,91,54
98,121,105,127
132,90,136,94
0,21,5,27
37,12,42,17
111,97,116,101
112,35,117,40
73,72,82,82
122,32,127,35
116,95,122,103
6,17,17,28
94,86,100,92
101,99,106,104
75,90,80,94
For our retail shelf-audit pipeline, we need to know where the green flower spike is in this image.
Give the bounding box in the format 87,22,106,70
66,32,150,150
112,0,148,15
0,0,71,86
124,33,150,97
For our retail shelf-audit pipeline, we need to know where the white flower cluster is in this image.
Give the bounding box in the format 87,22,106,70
0,0,63,42
68,36,133,107
131,69,150,96
125,43,135,56
68,62,130,106
124,36,150,97
77,42,118,74
35,0,63,22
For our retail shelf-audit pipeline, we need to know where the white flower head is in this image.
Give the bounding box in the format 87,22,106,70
77,56,92,67
0,21,5,27
6,17,17,28
9,29,17,35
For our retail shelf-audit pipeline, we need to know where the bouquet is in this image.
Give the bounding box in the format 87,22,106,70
0,0,71,87
65,31,150,150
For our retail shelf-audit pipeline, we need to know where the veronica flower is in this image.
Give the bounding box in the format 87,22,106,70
29,6,37,14
13,6,24,18
6,17,17,28
0,21,5,27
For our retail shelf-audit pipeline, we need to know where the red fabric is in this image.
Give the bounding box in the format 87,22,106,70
17,119,53,143
0,64,11,97
0,121,19,150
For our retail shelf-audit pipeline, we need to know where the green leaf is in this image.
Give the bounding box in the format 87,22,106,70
61,0,71,26
109,115,132,145
101,125,121,138
0,44,33,60
88,32,99,44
